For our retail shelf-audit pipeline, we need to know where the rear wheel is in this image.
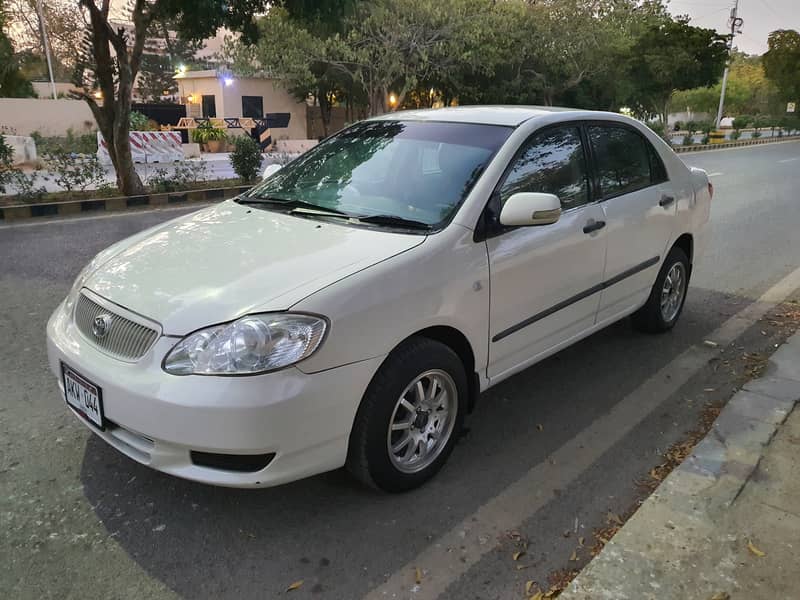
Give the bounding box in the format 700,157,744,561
632,247,690,333
347,337,467,492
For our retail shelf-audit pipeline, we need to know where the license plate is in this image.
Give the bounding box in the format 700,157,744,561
62,363,104,429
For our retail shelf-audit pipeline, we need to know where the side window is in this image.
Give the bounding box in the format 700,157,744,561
499,126,590,212
647,142,668,184
588,125,651,197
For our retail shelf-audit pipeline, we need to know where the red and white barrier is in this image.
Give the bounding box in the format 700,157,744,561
97,131,183,164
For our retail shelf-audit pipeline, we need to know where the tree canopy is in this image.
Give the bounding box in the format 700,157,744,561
763,29,800,103
225,0,729,124
0,3,34,97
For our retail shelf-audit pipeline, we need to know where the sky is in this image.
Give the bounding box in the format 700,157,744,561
669,0,800,55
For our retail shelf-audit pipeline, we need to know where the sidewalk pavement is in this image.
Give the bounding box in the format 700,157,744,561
561,332,800,600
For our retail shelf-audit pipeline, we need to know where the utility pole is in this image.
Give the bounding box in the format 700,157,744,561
35,0,57,99
715,0,744,128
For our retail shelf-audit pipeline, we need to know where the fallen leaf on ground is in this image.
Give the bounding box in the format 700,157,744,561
578,536,584,547
415,567,422,584
569,549,579,561
513,551,526,561
525,580,537,595
703,340,719,347
747,540,766,557
607,512,623,526
536,424,543,431
709,592,730,600
704,388,715,392
528,592,543,600
286,580,303,592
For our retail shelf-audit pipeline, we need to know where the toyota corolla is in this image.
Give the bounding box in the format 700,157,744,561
46,106,711,492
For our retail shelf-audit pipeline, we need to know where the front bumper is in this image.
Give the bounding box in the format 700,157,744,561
46,299,383,487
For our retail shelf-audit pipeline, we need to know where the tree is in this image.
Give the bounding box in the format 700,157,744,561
73,0,268,196
224,6,344,135
670,53,782,117
625,16,727,125
4,0,85,79
1,3,34,97
763,29,800,103
138,19,204,103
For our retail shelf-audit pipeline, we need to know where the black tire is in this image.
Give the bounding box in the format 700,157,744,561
632,246,690,333
346,337,467,493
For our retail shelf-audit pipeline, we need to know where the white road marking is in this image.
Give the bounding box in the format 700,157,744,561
779,157,800,163
707,172,723,177
364,264,800,600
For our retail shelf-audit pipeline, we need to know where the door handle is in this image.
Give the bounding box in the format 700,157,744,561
583,220,606,234
659,194,675,208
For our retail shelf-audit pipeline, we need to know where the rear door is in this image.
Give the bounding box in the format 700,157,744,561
588,123,677,323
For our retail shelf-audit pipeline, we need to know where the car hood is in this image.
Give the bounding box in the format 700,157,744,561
84,201,426,334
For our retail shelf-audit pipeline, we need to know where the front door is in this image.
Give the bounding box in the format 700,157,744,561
486,125,608,381
586,124,678,323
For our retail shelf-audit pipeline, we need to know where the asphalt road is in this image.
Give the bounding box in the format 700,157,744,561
2,140,800,600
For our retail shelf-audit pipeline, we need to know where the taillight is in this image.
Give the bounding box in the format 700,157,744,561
708,181,714,199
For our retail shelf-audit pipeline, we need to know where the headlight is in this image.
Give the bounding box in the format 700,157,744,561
163,314,327,375
63,263,93,314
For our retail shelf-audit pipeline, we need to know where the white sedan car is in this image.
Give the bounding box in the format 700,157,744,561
47,107,711,492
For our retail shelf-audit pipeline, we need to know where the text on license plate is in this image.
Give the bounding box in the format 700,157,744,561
62,364,104,428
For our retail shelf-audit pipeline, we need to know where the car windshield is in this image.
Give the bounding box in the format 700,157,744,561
243,120,513,228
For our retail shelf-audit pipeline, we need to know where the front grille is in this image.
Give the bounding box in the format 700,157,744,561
74,293,159,361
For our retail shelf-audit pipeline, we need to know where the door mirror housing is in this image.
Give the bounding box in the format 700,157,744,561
499,192,562,227
262,163,282,180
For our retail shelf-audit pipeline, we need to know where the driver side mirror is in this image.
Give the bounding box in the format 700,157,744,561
262,163,282,180
499,192,562,227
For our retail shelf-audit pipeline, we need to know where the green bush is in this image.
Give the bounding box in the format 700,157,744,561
681,134,694,146
7,171,47,202
673,121,683,132
732,116,751,131
129,111,157,131
44,150,106,195
685,121,697,134
191,121,227,144
229,136,262,182
701,135,710,144
696,120,715,135
752,130,762,138
730,130,741,140
147,160,209,192
31,129,97,155
0,134,15,193
648,121,666,139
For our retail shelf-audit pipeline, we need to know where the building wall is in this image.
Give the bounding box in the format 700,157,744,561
0,98,96,136
31,81,81,99
177,74,308,139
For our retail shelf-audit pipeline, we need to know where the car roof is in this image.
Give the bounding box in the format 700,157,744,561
367,105,605,127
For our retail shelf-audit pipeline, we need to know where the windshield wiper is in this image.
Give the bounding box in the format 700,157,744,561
236,196,349,217
355,214,432,230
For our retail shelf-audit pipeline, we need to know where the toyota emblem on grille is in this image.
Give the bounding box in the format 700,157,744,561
92,314,112,339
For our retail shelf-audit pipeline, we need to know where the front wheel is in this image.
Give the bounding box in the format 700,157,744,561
347,338,467,492
632,247,690,333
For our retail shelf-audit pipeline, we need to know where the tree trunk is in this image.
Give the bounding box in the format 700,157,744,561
318,88,332,138
78,0,147,197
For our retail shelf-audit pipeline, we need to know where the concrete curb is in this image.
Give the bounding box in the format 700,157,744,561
0,184,252,222
560,332,800,599
672,134,800,153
